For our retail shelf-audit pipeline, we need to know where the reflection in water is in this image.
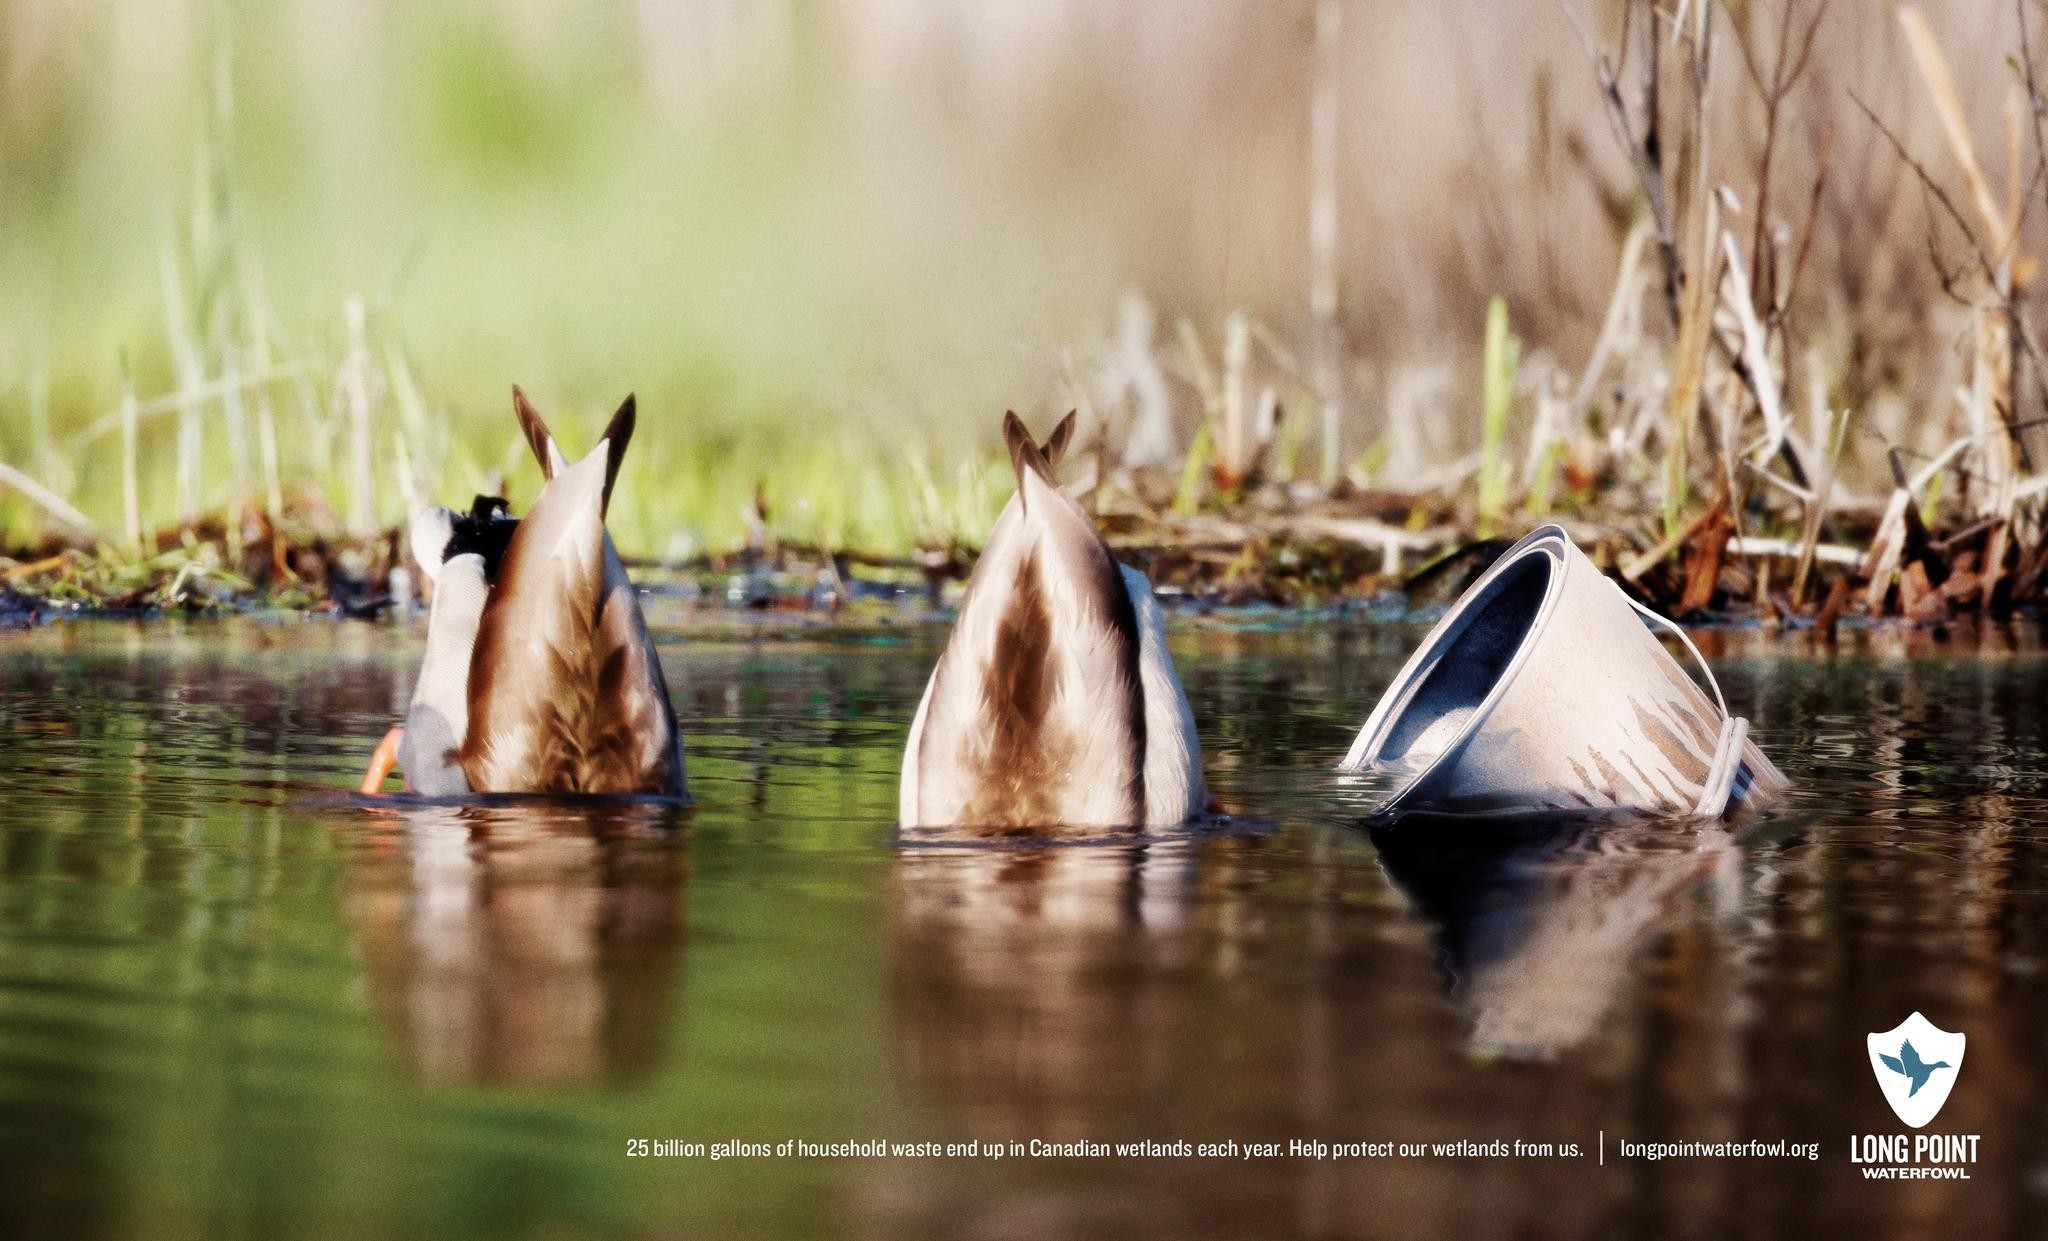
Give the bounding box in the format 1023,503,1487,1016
890,839,1197,1133
6,621,2048,1238
1370,816,1737,1060
348,801,690,1086
879,827,1632,1241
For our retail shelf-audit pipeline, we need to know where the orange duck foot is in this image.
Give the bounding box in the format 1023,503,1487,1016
360,726,404,794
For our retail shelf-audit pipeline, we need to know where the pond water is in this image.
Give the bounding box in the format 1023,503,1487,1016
1,616,2045,1239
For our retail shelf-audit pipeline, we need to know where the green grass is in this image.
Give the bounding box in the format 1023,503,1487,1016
1476,296,1519,539
0,3,1102,559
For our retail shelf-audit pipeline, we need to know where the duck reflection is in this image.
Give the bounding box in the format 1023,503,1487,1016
889,836,1198,1132
348,800,690,1086
1370,813,1739,1060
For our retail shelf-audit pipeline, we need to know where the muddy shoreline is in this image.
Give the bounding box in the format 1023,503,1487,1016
4,479,2042,633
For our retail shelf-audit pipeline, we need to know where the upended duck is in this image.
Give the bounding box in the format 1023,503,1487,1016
899,412,1208,830
361,387,687,798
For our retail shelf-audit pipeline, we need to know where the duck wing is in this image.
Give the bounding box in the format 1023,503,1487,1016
902,413,1146,828
400,547,486,795
586,534,687,796
1121,563,1206,824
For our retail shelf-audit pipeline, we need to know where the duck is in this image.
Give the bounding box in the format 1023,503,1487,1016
899,411,1208,830
361,387,687,798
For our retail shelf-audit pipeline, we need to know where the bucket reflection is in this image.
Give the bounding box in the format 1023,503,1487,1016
1370,813,1739,1060
348,800,691,1086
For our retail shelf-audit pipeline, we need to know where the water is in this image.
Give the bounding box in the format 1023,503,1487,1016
2,617,2046,1239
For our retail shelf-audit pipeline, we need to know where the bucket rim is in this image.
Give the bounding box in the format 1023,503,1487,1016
1341,523,1577,812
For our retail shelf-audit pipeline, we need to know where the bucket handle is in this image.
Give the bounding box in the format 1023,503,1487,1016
1693,715,1748,818
1620,593,1729,719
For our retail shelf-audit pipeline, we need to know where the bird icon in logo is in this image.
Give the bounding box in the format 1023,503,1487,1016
1868,1014,1964,1127
1877,1039,1953,1098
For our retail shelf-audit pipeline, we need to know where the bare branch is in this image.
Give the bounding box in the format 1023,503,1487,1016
1849,89,1997,286
1556,0,1685,326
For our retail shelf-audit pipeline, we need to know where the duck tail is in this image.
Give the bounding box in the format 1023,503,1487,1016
1002,410,1080,509
1041,409,1077,469
597,394,636,517
511,385,568,479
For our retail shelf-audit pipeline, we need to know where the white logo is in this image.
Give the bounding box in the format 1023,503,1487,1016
1866,1012,1964,1129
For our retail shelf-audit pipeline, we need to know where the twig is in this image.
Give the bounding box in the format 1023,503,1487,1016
1729,0,1834,315
1729,536,1863,567
1744,460,1813,503
1622,502,1721,581
2019,0,2048,226
1899,8,2009,255
1720,230,1789,463
1849,91,1995,286
1774,158,1830,335
1556,0,1684,325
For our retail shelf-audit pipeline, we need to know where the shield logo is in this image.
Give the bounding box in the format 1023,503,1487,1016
1866,1012,1965,1129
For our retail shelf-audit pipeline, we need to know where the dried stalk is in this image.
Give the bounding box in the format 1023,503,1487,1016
0,462,94,537
1899,8,2009,254
119,362,141,552
1310,0,1344,488
1665,194,1721,529
1861,486,1912,612
1568,218,1652,416
161,249,207,525
1790,409,1850,602
1622,501,1721,581
1731,536,1863,567
1218,311,1252,488
1557,0,1685,325
73,363,307,445
1719,230,1789,464
1727,0,1832,313
341,295,377,537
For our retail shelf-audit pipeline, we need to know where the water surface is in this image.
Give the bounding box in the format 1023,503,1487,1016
1,617,2045,1239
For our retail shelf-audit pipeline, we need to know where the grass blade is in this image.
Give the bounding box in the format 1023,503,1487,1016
1477,296,1518,537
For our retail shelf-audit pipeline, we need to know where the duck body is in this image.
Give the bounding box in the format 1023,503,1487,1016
899,412,1205,830
382,388,686,799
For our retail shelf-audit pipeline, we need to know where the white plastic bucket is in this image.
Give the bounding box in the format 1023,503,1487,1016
1342,525,1785,818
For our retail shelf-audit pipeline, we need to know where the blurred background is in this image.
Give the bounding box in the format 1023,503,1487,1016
0,0,2025,560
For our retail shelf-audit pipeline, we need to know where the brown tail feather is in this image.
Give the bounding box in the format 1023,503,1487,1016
598,394,635,517
512,385,559,480
1002,411,1061,508
1041,409,1078,469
